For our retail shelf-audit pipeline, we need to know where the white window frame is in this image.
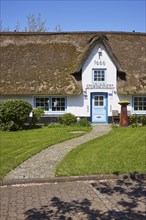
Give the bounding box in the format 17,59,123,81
94,95,104,107
133,96,146,114
35,96,67,114
92,69,106,83
35,97,50,111
51,97,66,112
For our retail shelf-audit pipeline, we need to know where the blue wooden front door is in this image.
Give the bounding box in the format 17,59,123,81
91,93,107,123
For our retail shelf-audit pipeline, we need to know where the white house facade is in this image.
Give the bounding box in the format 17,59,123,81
0,32,146,123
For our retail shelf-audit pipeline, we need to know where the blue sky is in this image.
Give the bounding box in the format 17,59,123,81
1,0,146,32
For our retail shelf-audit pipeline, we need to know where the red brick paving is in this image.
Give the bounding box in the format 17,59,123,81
0,176,145,220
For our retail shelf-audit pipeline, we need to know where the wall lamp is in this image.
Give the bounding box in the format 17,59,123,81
98,47,102,59
83,90,88,99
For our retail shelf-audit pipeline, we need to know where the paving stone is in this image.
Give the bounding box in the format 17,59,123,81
0,178,145,220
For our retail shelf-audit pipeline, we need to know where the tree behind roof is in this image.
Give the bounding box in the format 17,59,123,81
24,13,48,32
0,13,62,32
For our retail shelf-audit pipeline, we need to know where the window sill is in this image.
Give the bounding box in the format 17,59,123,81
132,111,146,115
44,111,66,116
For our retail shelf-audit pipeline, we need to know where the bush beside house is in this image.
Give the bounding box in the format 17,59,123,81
129,114,146,127
58,113,77,126
0,100,32,131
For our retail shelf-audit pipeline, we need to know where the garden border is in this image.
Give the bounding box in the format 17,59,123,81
0,173,145,186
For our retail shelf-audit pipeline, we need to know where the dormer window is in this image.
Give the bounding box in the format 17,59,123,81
93,69,106,83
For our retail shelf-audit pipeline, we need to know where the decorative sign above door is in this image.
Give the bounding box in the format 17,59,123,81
86,83,114,90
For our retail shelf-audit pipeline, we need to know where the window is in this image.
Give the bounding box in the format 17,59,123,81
35,97,66,112
93,69,105,82
35,97,49,111
52,97,66,111
133,97,146,111
94,95,104,106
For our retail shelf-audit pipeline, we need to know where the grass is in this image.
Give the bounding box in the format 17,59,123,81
56,127,146,176
0,126,91,179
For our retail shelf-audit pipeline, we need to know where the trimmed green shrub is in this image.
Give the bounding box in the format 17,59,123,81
0,100,32,131
129,114,139,127
141,115,146,126
31,108,44,126
77,118,91,127
58,113,76,126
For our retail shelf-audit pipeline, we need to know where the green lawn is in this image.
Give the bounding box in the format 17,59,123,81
56,127,146,176
0,126,91,179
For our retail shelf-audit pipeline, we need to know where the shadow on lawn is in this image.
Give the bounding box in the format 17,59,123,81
25,175,146,220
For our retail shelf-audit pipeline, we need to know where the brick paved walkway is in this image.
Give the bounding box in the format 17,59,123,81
0,176,145,220
4,125,111,180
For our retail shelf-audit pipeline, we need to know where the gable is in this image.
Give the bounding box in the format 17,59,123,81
81,42,117,91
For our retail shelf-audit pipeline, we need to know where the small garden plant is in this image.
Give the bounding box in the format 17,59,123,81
141,115,146,126
58,113,77,126
118,100,130,105
77,118,91,127
58,113,91,127
30,108,44,127
129,114,139,127
129,114,146,127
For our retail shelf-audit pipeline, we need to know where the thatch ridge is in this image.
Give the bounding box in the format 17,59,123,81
1,31,146,35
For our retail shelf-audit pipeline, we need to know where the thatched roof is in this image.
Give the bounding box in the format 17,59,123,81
0,31,146,95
